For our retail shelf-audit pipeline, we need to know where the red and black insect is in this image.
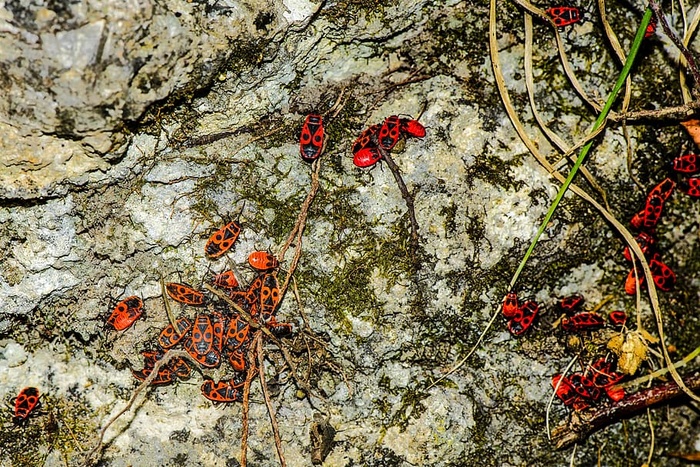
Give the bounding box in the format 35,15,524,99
608,310,627,327
300,114,325,162
558,294,584,314
546,6,582,27
165,282,205,306
228,348,247,372
266,317,293,337
378,115,402,150
353,147,383,168
551,374,578,406
501,292,519,319
588,358,624,389
210,311,225,353
507,300,539,336
352,124,380,154
132,365,175,386
647,177,675,203
191,314,214,356
169,357,193,380
212,270,239,289
630,193,664,231
107,296,144,331
624,268,644,295
680,176,700,198
184,337,221,368
158,317,192,349
645,16,657,38
205,220,241,258
649,255,676,291
259,272,281,321
201,379,243,403
672,153,699,174
623,232,656,262
561,312,604,332
224,316,251,352
568,372,601,401
400,118,426,138
248,251,279,272
11,387,41,424
244,274,265,314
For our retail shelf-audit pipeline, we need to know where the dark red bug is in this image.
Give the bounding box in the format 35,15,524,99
353,147,383,168
608,310,627,327
672,153,699,174
378,115,402,150
634,193,664,230
649,255,675,291
158,317,192,349
400,118,426,138
623,232,656,262
588,358,624,389
248,251,279,272
352,124,380,155
568,372,601,401
212,270,239,289
260,272,281,321
552,374,578,406
300,114,325,162
561,312,604,332
507,300,539,336
107,296,144,331
680,176,700,198
644,16,657,38
546,6,581,27
165,282,205,306
201,379,243,403
267,317,293,337
205,220,241,258
11,387,41,424
501,292,519,319
558,294,584,314
647,177,675,203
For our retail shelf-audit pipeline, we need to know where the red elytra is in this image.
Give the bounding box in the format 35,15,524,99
623,232,656,262
588,358,624,388
647,177,675,203
501,292,519,319
183,337,221,368
248,251,279,272
158,317,192,349
551,374,578,406
201,379,243,403
228,349,247,372
561,312,604,332
608,310,627,327
191,314,214,356
224,316,251,352
12,387,41,424
244,275,264,315
352,124,380,154
212,270,239,289
649,256,676,291
680,176,700,198
568,373,601,400
400,118,426,138
205,220,241,258
210,311,225,353
605,385,625,401
546,6,581,27
558,294,584,314
300,114,325,162
259,272,281,321
644,16,657,38
672,153,699,174
378,115,402,150
165,282,205,306
107,296,144,331
624,268,644,295
353,147,383,168
507,300,538,336
639,194,664,230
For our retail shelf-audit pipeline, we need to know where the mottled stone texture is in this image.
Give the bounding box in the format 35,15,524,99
1,0,699,466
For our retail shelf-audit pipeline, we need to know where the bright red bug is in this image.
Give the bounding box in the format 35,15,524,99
378,115,402,150
11,387,41,424
637,193,664,230
352,124,380,154
561,312,605,332
245,274,264,316
645,16,657,38
623,232,656,262
205,220,241,258
191,314,214,356
228,349,247,372
248,251,279,272
649,255,676,291
605,386,626,401
201,379,243,403
353,147,383,168
568,372,601,401
507,300,539,336
680,176,700,198
608,310,627,327
501,292,519,319
212,270,239,289
647,177,675,203
107,296,144,331
224,316,251,352
588,358,624,389
184,337,221,368
158,317,192,349
672,153,699,174
558,294,584,314
260,272,281,321
546,6,581,27
300,114,325,162
169,357,192,380
210,311,225,353
165,282,205,306
625,268,644,295
551,374,578,406
400,118,426,138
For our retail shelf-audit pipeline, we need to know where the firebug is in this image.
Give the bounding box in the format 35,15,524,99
205,220,241,258
568,372,601,400
248,251,279,272
400,118,426,138
507,300,538,336
212,270,239,289
107,296,144,331
608,310,627,327
561,312,604,332
352,124,379,154
378,115,402,150
184,337,221,368
625,268,644,295
259,272,281,321
158,317,192,349
649,255,675,291
546,6,581,27
680,176,700,198
672,153,699,174
353,147,383,168
623,232,656,262
558,294,584,314
165,282,205,306
11,387,41,424
648,177,675,202
201,379,243,403
191,314,214,356
501,292,519,319
300,114,325,162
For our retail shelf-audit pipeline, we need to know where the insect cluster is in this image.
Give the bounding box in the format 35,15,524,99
352,115,426,168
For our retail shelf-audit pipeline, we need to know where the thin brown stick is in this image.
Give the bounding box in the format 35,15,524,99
648,0,700,86
85,350,196,465
257,337,286,467
382,151,420,252
616,100,700,121
551,371,700,449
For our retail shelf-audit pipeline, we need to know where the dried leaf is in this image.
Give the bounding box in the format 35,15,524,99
681,119,700,147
